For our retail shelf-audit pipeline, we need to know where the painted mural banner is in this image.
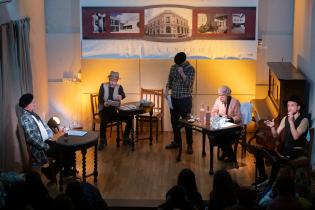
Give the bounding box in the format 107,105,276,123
81,6,257,59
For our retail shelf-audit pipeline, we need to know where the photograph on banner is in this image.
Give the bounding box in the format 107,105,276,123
144,7,193,42
197,13,228,34
192,7,255,40
82,7,144,39
231,13,246,34
82,7,108,39
110,13,140,33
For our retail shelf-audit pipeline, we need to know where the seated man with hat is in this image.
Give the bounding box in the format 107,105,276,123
98,71,132,150
19,93,59,182
254,95,309,186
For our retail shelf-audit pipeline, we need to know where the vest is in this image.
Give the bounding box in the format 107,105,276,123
283,114,308,157
98,83,120,111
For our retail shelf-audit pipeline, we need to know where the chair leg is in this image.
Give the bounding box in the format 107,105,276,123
233,141,239,168
161,118,164,132
136,118,139,140
92,122,95,131
156,120,158,142
217,146,221,159
110,123,112,137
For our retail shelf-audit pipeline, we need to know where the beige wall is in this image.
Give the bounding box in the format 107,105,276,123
292,0,315,125
19,0,49,120
75,59,256,131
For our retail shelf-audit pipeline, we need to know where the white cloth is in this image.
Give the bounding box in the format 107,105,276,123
240,102,252,125
31,115,49,141
103,83,119,101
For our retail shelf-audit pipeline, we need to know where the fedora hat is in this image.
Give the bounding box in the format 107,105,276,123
283,95,304,107
108,71,120,79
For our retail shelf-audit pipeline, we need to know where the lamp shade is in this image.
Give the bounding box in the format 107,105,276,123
47,116,61,133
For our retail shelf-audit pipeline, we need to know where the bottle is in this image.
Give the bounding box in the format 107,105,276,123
199,104,205,123
205,106,211,125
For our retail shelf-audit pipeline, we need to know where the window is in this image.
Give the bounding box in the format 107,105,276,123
166,26,171,33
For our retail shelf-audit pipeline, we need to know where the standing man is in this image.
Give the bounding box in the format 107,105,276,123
254,96,309,186
98,71,132,150
164,52,195,154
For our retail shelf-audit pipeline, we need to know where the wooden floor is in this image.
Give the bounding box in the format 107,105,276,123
57,130,258,203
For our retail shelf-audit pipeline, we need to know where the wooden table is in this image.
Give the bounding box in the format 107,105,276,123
56,131,98,191
177,119,242,175
116,102,154,151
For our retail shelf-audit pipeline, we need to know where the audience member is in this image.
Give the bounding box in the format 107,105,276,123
158,185,194,210
24,171,53,210
266,176,302,210
177,168,204,210
208,169,238,210
53,193,74,210
227,186,259,210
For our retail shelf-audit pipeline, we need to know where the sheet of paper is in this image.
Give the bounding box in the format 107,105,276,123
68,130,87,136
220,122,236,128
167,95,173,110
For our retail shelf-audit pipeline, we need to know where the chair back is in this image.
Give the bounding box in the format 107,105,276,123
90,93,99,120
240,102,252,125
306,127,314,163
141,88,164,115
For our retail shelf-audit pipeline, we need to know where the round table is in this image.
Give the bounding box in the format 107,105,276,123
116,102,154,150
56,131,98,191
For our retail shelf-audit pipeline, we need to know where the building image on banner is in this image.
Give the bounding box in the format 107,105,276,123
144,7,192,41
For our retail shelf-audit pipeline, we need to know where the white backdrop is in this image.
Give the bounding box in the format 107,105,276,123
81,0,258,59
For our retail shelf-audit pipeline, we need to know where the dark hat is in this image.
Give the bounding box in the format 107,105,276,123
19,93,33,108
174,52,187,65
283,95,304,107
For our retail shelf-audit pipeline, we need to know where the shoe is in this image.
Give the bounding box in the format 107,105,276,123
123,137,130,145
218,152,229,161
98,143,105,151
224,155,236,162
165,141,179,149
98,139,107,151
62,167,74,177
186,145,193,154
251,175,269,186
41,166,56,183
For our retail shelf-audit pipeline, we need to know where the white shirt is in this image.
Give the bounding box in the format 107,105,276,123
31,115,49,141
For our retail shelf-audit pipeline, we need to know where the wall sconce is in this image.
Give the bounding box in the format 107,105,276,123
47,116,61,133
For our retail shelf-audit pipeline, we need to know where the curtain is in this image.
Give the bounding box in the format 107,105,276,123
0,17,33,172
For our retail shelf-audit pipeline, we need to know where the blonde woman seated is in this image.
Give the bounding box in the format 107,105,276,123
210,85,242,162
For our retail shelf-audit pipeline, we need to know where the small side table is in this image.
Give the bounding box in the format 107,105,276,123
56,131,98,191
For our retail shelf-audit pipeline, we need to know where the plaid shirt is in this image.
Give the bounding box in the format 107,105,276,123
166,61,195,99
20,109,53,164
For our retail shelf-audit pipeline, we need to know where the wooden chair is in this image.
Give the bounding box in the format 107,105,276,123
216,102,252,161
136,88,164,141
90,93,121,137
288,127,314,184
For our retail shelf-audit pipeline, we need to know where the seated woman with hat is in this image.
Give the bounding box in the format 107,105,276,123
210,85,242,162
